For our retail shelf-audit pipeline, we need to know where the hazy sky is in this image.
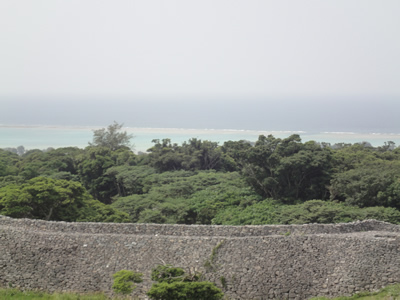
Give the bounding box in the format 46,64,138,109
1,1,400,131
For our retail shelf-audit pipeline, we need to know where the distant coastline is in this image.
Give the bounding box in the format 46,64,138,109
1,124,400,152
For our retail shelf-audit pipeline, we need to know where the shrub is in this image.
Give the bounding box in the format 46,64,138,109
112,269,143,295
147,264,223,300
147,281,224,300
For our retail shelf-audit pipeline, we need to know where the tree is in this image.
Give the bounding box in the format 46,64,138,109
0,149,20,177
78,146,136,203
0,177,90,221
78,147,118,203
105,165,156,197
220,140,253,171
330,162,400,208
241,135,332,203
90,121,133,151
147,138,223,172
17,147,83,180
77,198,130,223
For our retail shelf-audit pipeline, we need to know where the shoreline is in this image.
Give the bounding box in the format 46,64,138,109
1,123,400,136
1,125,400,152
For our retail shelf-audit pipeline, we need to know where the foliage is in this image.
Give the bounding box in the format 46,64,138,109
220,140,253,171
277,200,400,225
310,283,400,299
147,281,224,300
204,240,225,272
78,146,136,203
330,161,400,208
2,133,400,226
0,282,399,300
18,147,83,180
0,176,128,223
147,264,223,300
112,269,143,295
90,122,133,151
150,265,187,283
0,149,20,177
77,199,130,223
219,276,227,289
147,138,223,172
111,171,260,224
0,287,110,299
0,177,90,221
0,175,25,188
240,135,332,203
105,165,156,197
212,200,400,225
212,199,280,225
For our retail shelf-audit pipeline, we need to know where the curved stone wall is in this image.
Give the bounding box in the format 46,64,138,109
1,215,400,299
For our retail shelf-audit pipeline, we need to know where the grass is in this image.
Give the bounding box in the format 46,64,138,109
0,288,111,300
310,283,400,300
1,283,400,299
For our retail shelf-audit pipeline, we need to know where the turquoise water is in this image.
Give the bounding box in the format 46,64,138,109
1,126,399,153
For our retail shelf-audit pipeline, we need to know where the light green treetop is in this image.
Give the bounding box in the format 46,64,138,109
90,122,133,151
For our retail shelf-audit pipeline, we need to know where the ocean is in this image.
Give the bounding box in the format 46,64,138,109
1,97,400,152
1,125,399,153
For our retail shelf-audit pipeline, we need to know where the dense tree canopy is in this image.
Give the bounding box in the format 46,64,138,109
240,135,332,203
0,177,89,221
1,127,400,225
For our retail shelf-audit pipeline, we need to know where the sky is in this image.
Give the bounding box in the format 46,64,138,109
1,1,400,131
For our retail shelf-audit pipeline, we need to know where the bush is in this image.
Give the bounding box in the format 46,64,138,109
112,269,143,295
147,264,223,300
150,264,186,283
147,281,224,300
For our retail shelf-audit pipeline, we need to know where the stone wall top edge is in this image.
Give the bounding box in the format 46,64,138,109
3,225,396,241
0,214,388,227
1,215,399,237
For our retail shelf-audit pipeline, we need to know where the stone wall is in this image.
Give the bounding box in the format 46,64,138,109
1,215,400,299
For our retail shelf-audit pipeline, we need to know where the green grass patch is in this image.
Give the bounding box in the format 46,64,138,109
0,288,110,300
310,283,400,300
2,283,400,300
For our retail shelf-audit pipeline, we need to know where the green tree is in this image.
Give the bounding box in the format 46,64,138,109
220,140,252,171
330,162,400,208
277,200,400,225
78,146,136,203
111,171,259,224
181,138,222,170
241,135,332,203
17,147,83,180
105,165,156,197
0,149,20,177
147,138,223,172
147,139,185,172
78,147,116,203
90,121,133,151
78,198,130,223
0,177,90,221
212,199,400,225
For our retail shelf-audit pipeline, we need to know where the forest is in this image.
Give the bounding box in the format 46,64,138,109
1,122,400,225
